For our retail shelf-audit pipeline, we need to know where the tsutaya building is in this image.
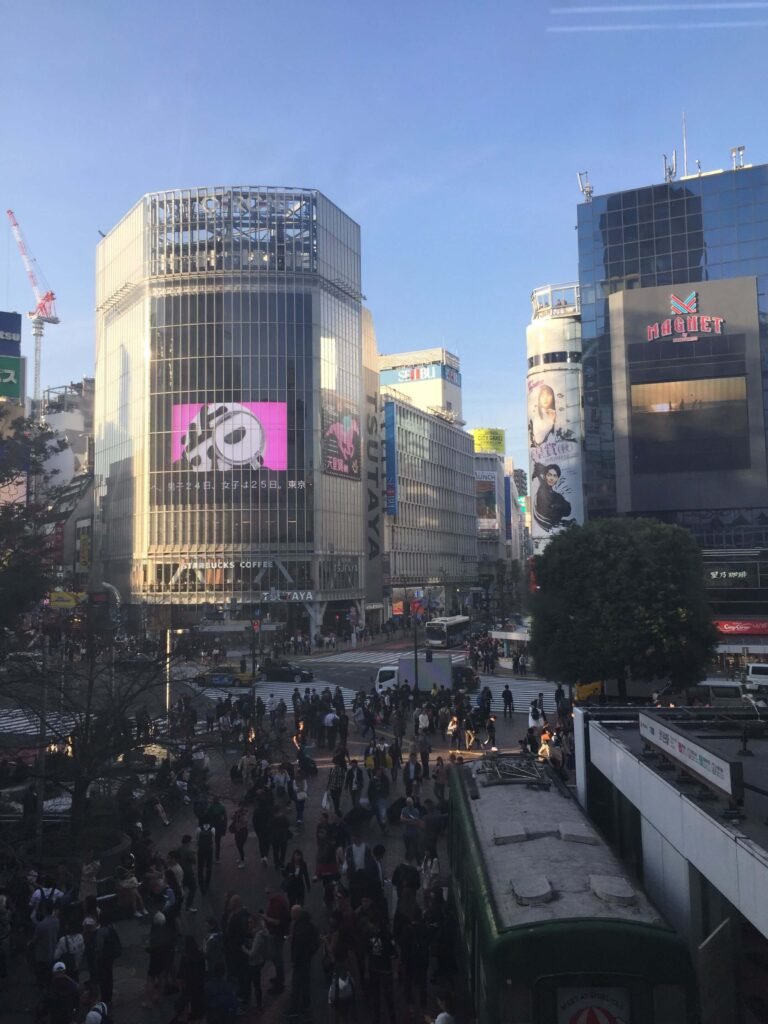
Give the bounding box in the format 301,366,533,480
94,185,383,633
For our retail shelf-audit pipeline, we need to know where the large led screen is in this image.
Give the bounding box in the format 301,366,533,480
172,402,288,471
630,377,749,473
476,472,499,533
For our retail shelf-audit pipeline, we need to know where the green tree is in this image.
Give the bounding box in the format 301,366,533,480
0,409,66,629
530,518,718,690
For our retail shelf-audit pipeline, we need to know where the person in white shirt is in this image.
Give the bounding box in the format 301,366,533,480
426,993,456,1024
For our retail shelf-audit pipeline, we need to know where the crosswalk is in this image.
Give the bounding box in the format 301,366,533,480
476,676,560,715
308,650,467,666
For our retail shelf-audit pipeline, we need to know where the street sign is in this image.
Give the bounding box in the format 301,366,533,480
48,591,80,610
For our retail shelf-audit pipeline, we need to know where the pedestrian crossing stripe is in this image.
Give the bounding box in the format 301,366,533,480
307,650,467,666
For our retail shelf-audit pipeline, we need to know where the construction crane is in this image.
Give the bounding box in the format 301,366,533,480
6,209,60,418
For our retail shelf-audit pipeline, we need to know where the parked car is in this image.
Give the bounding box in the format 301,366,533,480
258,660,313,683
193,672,245,689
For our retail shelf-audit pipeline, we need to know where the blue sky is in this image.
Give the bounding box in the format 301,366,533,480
2,0,767,472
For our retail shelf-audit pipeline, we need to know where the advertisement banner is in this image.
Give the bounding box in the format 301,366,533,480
470,427,505,454
528,368,583,553
475,471,499,532
384,401,398,516
172,402,287,470
321,394,361,479
0,311,22,356
0,355,22,399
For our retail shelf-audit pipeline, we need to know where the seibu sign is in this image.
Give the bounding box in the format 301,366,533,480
647,291,724,343
715,620,768,636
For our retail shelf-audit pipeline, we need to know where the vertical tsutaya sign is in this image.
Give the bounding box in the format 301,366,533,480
365,391,382,560
528,368,583,553
384,401,398,515
0,355,21,398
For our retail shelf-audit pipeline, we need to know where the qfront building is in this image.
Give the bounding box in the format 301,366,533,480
578,159,768,636
94,186,371,633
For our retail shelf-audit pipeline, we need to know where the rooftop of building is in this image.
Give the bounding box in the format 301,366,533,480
462,757,664,930
378,348,460,371
586,706,768,854
578,158,768,206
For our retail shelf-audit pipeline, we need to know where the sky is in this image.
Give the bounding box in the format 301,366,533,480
1,0,768,473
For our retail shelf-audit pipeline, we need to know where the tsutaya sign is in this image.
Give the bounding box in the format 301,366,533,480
646,291,725,343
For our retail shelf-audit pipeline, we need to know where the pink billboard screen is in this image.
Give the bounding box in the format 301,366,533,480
172,402,288,471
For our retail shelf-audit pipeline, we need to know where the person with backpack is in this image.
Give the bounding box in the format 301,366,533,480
29,877,63,923
37,961,80,1024
328,961,356,1020
53,923,85,981
528,699,542,731
196,822,215,894
83,997,114,1024
206,795,228,862
29,901,60,988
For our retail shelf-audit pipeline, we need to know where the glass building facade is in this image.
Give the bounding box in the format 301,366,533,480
577,163,768,619
95,187,367,631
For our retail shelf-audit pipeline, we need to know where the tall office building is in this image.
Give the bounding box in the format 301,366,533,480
577,160,768,628
94,186,369,633
526,284,584,553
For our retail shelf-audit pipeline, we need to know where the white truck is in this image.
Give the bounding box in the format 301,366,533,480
374,652,457,691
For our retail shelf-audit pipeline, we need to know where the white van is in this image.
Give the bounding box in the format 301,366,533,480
690,680,745,709
374,665,398,688
743,663,768,688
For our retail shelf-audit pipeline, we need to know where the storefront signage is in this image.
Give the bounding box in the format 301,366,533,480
182,560,275,570
646,291,724,343
715,620,768,636
0,355,21,398
384,402,398,516
638,712,741,799
259,590,313,603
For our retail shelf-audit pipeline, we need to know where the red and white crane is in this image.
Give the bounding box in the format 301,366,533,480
6,208,60,417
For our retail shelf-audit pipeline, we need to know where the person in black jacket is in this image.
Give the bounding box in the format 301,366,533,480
289,906,320,1013
344,759,365,808
282,850,311,907
368,767,390,833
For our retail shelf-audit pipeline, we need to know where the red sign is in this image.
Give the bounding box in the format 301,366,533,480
647,291,724,343
715,620,768,636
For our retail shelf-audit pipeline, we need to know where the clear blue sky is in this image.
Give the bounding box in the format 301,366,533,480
2,0,767,472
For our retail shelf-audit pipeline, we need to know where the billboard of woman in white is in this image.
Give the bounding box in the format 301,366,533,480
528,370,583,552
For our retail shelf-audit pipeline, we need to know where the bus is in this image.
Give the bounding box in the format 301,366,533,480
424,615,471,648
448,756,697,1024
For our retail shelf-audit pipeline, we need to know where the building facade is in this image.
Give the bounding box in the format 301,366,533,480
94,186,367,633
526,283,584,553
382,390,476,616
577,161,768,633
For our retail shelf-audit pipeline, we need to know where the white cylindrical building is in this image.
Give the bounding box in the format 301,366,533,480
526,284,584,553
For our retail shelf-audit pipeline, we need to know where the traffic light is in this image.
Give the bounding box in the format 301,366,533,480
426,650,433,663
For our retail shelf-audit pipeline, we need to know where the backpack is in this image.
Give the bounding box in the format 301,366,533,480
99,925,122,962
530,706,541,722
198,826,214,854
328,972,355,1004
31,887,53,922
60,934,78,976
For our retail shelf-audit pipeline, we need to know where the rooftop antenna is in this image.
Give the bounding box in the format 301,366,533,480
682,112,688,177
730,145,746,170
696,159,702,175
577,171,593,202
663,150,677,183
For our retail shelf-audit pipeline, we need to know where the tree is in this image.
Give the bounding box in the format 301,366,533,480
0,409,67,630
530,518,718,690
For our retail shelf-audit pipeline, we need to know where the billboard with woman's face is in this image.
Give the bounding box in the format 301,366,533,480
528,369,583,552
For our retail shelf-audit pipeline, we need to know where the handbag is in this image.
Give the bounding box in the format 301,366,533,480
321,790,331,811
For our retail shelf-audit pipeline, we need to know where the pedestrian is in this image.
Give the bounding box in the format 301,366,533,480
231,802,249,869
142,911,175,1009
269,806,291,871
241,913,269,1010
345,758,364,808
53,922,85,982
179,834,198,912
417,731,431,780
397,905,431,1009
432,755,448,804
364,917,397,1024
37,962,80,1024
206,794,228,862
400,797,423,863
178,935,207,1023
283,849,312,906
326,759,346,816
93,909,122,1006
502,684,513,718
289,905,320,1013
196,821,215,894
264,886,290,996
403,753,422,798
29,900,60,988
368,765,390,834
293,772,309,826
204,963,238,1024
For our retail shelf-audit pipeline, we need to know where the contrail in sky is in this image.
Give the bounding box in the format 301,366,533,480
551,2,768,11
548,19,768,30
